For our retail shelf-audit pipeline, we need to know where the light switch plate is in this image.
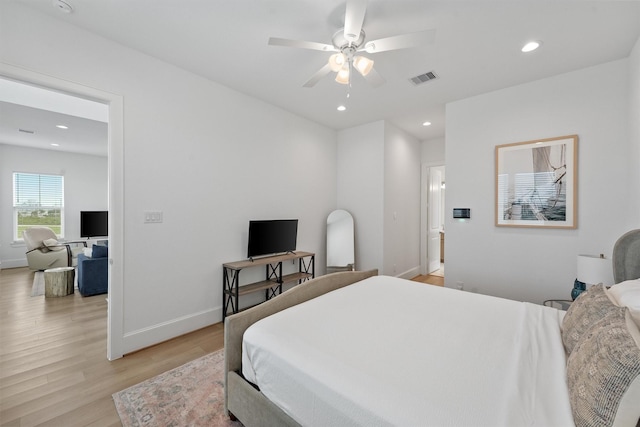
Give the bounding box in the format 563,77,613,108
144,211,163,223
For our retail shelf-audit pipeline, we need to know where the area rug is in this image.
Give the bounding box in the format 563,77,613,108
113,349,243,427
31,271,44,296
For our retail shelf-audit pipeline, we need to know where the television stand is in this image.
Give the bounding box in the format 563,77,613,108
222,251,314,319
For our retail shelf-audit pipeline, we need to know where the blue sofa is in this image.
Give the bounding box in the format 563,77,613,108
77,244,108,296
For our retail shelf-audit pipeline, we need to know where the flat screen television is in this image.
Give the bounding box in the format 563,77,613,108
80,211,108,238
247,219,298,259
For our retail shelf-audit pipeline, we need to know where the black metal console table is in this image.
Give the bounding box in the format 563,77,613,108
222,251,315,319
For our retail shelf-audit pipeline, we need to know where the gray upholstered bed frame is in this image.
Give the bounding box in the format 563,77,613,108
224,269,378,427
613,229,640,283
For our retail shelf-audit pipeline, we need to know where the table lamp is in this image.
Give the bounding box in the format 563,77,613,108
573,254,614,300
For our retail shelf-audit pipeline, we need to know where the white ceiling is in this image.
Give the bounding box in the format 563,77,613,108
0,100,108,157
4,0,640,151
0,78,109,157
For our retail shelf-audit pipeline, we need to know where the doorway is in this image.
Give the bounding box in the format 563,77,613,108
420,163,445,281
0,62,124,359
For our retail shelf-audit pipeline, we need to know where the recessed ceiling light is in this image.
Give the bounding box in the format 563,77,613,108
521,41,541,53
56,124,69,129
422,121,432,126
337,105,346,112
50,143,60,147
52,0,73,14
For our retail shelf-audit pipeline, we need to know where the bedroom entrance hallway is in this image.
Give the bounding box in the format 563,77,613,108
0,62,124,360
420,163,446,282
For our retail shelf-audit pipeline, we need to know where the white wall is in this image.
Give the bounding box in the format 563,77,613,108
1,2,337,354
629,37,640,219
422,137,446,165
0,144,108,267
337,122,385,272
445,58,636,303
383,122,421,278
337,121,421,277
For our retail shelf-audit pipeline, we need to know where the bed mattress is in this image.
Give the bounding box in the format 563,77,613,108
242,275,574,426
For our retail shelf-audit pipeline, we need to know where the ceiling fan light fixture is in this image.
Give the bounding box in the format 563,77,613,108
335,66,350,85
52,0,73,14
328,53,346,72
353,56,374,76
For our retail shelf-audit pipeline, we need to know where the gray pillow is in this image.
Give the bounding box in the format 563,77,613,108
562,284,619,356
566,309,640,427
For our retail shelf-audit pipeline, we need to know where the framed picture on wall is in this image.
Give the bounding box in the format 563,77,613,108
495,135,578,228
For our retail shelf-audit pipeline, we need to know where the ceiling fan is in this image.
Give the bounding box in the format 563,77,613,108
268,0,435,88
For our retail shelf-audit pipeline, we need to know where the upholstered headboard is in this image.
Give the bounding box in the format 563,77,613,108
613,229,640,283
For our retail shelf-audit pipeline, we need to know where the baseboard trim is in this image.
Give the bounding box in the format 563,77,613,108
122,307,222,354
396,266,421,280
1,259,28,269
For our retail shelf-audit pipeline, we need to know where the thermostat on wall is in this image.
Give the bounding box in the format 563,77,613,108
453,208,471,219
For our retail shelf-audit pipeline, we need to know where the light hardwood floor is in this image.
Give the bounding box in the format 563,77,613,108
411,273,444,286
0,267,224,427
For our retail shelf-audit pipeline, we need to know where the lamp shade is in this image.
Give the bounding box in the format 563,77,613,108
335,66,350,84
353,56,374,76
577,254,614,286
328,53,346,72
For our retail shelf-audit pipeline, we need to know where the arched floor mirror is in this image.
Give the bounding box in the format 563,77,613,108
326,209,355,274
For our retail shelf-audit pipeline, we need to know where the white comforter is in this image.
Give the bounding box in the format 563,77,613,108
242,275,574,426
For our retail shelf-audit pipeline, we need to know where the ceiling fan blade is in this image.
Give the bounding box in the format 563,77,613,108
362,67,385,87
344,0,367,42
268,37,336,52
363,29,436,53
303,63,333,88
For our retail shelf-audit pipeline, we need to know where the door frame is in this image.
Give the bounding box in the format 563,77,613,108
0,62,125,360
420,162,445,276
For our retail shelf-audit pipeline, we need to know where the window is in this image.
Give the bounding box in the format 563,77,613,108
13,172,64,240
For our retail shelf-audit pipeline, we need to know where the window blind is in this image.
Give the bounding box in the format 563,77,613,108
13,173,64,208
13,172,64,239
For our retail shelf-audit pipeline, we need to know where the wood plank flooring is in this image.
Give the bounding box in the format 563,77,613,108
411,273,444,286
0,267,224,427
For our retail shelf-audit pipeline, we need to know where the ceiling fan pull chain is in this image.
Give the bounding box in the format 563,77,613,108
349,60,353,89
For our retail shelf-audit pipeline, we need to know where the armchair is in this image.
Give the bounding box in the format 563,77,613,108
23,227,87,271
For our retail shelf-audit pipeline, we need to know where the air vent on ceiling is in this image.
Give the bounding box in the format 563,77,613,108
18,128,35,134
409,71,438,86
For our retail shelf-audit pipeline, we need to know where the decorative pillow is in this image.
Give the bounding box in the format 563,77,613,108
92,244,108,258
83,247,93,257
609,279,640,329
562,284,619,356
43,238,65,251
566,309,640,427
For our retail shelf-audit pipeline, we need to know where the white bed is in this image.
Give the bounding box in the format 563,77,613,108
225,234,640,427
241,275,574,426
